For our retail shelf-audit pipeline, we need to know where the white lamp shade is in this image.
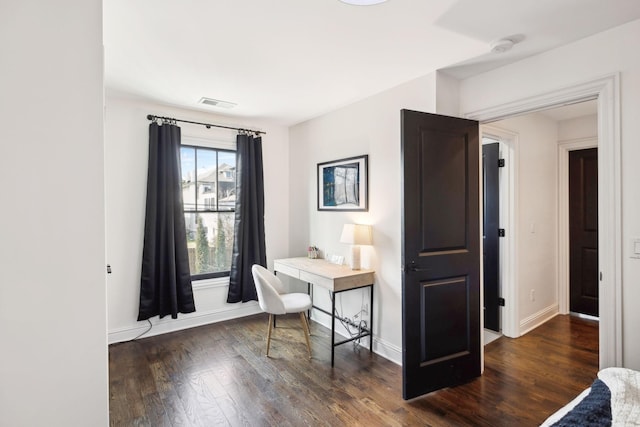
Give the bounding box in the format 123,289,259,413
340,224,372,246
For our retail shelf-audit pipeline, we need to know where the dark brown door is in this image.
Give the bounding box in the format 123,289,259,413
401,110,481,400
483,143,500,332
569,148,598,316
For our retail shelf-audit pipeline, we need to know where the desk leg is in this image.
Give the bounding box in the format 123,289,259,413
331,291,336,367
308,282,311,320
369,284,374,353
273,272,277,328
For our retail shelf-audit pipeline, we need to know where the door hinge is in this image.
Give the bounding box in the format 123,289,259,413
498,228,505,237
498,158,505,167
498,297,505,306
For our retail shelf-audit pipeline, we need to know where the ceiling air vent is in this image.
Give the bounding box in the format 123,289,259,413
198,97,237,109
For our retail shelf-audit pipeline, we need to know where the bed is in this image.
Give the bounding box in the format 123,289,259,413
541,367,640,426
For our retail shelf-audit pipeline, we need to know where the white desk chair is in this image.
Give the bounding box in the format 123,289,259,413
251,264,312,358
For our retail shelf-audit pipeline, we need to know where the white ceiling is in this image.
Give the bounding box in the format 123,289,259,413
104,1,640,126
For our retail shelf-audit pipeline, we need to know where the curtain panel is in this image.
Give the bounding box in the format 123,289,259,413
227,133,266,303
138,122,195,320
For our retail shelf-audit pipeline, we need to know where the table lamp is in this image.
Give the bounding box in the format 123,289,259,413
340,223,372,270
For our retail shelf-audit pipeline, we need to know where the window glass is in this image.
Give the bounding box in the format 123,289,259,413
196,149,216,211
181,145,235,279
180,146,196,211
183,212,234,277
217,151,236,212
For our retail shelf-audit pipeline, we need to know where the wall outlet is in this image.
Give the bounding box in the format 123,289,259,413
530,289,535,302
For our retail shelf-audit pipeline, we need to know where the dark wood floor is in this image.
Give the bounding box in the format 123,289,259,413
109,314,598,427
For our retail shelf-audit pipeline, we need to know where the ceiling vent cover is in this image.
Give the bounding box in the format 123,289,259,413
199,97,237,109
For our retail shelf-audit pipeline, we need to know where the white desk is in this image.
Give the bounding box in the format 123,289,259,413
273,257,374,366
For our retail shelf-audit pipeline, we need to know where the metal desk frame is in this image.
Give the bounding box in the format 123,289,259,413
273,257,374,366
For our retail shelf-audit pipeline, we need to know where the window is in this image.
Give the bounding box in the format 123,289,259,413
181,144,236,279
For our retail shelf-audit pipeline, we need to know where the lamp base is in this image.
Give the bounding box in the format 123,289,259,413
350,245,361,270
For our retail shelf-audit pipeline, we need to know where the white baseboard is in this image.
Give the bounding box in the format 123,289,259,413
519,304,559,336
108,302,403,366
309,310,402,365
108,302,262,344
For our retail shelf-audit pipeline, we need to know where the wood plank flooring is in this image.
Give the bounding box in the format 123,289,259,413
109,314,598,426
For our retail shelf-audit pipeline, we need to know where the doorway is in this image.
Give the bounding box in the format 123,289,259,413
467,72,623,371
569,148,599,317
477,96,604,361
482,138,501,340
559,137,599,317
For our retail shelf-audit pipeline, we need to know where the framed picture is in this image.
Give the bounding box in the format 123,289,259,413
317,155,368,211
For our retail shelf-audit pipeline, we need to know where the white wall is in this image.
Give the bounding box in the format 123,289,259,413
489,114,560,333
435,71,461,116
460,19,640,369
558,114,598,141
0,1,108,425
289,73,439,364
105,92,291,342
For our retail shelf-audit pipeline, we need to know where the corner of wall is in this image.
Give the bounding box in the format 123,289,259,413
435,71,461,117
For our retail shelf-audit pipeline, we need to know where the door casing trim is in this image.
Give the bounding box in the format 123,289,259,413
466,73,622,368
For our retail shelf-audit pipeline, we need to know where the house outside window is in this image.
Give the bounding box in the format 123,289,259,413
180,142,236,280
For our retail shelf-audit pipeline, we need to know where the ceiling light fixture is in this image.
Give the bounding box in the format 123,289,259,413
339,0,387,5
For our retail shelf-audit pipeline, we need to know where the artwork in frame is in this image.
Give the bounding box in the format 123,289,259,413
317,155,368,211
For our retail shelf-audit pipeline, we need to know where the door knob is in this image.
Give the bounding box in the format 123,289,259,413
405,261,429,273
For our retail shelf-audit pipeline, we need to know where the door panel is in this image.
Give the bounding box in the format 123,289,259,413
483,143,500,332
421,277,470,363
569,148,598,316
420,130,468,252
401,110,480,400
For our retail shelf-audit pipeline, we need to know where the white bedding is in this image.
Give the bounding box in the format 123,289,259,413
541,367,640,426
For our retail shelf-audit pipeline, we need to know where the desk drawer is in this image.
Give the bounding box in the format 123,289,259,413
334,272,374,291
273,262,300,279
299,270,334,290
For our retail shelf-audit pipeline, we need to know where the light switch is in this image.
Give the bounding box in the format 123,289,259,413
632,238,640,259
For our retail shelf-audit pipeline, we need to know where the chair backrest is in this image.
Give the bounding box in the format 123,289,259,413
251,265,286,315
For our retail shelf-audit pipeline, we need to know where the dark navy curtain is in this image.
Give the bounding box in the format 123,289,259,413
138,122,195,320
227,133,266,303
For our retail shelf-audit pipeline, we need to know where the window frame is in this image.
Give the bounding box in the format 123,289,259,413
181,136,236,281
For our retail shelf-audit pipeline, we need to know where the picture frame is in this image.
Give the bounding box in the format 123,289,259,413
317,155,368,211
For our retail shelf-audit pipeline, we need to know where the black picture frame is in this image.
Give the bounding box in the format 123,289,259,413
317,155,368,211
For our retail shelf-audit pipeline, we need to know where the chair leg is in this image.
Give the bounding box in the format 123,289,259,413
299,312,312,359
266,314,274,357
302,312,311,336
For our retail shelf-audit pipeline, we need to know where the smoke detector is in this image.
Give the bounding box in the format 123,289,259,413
490,38,515,54
198,97,237,109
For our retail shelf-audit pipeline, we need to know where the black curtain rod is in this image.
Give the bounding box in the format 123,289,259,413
146,114,266,135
